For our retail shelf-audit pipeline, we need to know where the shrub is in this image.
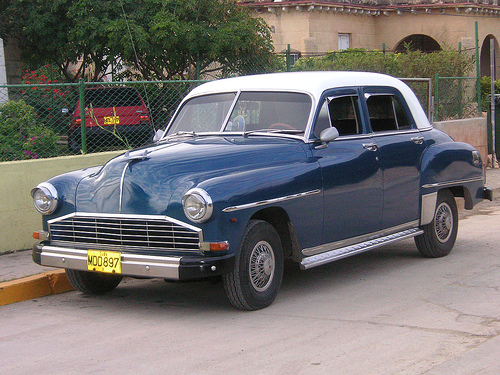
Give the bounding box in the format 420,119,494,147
0,100,61,161
21,64,76,135
480,76,500,111
291,47,474,78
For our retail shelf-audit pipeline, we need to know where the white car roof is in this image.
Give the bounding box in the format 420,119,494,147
186,72,432,130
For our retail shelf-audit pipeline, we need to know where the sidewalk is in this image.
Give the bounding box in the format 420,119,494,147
2,167,500,306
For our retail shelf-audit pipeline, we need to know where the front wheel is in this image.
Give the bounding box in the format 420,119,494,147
415,190,458,258
223,220,284,310
66,269,123,295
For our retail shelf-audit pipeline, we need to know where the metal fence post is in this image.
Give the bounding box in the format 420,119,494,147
458,43,463,119
491,39,497,167
79,79,87,154
286,44,291,72
475,21,482,116
196,51,200,81
434,74,439,122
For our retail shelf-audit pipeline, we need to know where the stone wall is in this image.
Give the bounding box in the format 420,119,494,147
433,117,488,164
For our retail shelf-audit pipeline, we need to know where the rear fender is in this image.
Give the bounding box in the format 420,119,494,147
419,141,485,224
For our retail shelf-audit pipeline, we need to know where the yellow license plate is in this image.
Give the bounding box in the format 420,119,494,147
87,250,121,274
103,116,120,125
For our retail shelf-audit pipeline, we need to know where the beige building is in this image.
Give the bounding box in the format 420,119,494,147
245,0,500,76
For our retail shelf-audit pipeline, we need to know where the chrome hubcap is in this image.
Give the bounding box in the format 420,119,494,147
249,241,275,292
434,202,453,243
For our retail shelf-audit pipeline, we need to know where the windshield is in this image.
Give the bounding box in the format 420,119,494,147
225,92,311,133
166,93,236,135
166,91,311,137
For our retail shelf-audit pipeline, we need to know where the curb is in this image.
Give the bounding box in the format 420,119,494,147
0,269,74,306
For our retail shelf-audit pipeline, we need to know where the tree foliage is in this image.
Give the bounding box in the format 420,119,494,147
0,0,276,82
107,0,276,80
1,0,122,82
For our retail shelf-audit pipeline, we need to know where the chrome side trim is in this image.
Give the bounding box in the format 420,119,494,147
40,245,181,279
370,129,422,138
421,192,438,226
302,220,419,257
422,177,483,189
222,189,321,213
301,227,423,270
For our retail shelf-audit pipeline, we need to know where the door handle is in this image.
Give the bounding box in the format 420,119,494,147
363,143,378,152
411,136,424,145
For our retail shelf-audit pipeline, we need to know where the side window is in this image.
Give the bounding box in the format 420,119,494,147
366,94,412,132
314,95,361,138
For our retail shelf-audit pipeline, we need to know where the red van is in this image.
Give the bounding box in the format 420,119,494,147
69,87,152,151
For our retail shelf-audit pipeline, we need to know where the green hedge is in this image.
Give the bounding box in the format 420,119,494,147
291,48,474,79
480,76,500,111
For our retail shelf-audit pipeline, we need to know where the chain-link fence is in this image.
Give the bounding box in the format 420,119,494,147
0,80,202,161
0,55,482,162
399,78,433,120
0,75,477,162
434,76,480,122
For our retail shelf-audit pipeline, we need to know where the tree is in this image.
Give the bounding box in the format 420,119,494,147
108,0,276,80
0,0,276,82
0,0,123,82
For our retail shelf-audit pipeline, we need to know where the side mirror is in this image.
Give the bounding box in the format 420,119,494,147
315,127,339,150
153,129,165,142
320,127,339,143
61,108,69,116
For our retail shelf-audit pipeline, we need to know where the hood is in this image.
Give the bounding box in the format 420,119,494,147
75,136,307,216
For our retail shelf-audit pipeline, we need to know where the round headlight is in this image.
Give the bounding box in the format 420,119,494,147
31,182,59,215
182,188,213,223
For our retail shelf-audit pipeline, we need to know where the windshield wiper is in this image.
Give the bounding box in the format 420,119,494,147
164,131,197,140
243,129,305,138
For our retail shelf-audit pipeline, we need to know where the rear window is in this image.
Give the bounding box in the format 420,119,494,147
85,88,144,108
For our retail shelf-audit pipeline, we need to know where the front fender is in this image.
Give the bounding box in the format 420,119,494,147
188,161,323,254
40,166,103,229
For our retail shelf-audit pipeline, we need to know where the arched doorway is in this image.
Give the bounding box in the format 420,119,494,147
394,34,441,53
480,35,500,78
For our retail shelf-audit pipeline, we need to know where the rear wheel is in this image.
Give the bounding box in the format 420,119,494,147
223,220,284,310
66,269,122,295
415,190,458,258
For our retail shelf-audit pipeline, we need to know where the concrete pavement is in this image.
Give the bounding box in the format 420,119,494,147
1,167,500,306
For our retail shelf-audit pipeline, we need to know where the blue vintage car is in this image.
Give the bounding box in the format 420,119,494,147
31,72,492,310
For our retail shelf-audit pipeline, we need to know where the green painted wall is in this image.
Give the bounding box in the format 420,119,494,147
0,151,122,254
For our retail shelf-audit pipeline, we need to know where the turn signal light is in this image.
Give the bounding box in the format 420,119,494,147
33,231,49,241
209,242,229,251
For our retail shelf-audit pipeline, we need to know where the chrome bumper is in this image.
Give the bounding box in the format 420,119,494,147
33,243,234,280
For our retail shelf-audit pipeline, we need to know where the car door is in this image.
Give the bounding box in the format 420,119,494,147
311,91,383,245
362,88,426,230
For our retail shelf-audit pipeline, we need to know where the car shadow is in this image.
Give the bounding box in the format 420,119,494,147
65,239,424,313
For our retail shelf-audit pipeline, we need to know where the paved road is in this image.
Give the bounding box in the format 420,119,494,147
1,202,499,375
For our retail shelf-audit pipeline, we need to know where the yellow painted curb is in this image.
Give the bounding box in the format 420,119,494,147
0,269,74,306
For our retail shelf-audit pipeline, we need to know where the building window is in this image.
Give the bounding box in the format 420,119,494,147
338,34,350,50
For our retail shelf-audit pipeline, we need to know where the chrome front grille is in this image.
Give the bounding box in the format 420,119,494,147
48,213,202,253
